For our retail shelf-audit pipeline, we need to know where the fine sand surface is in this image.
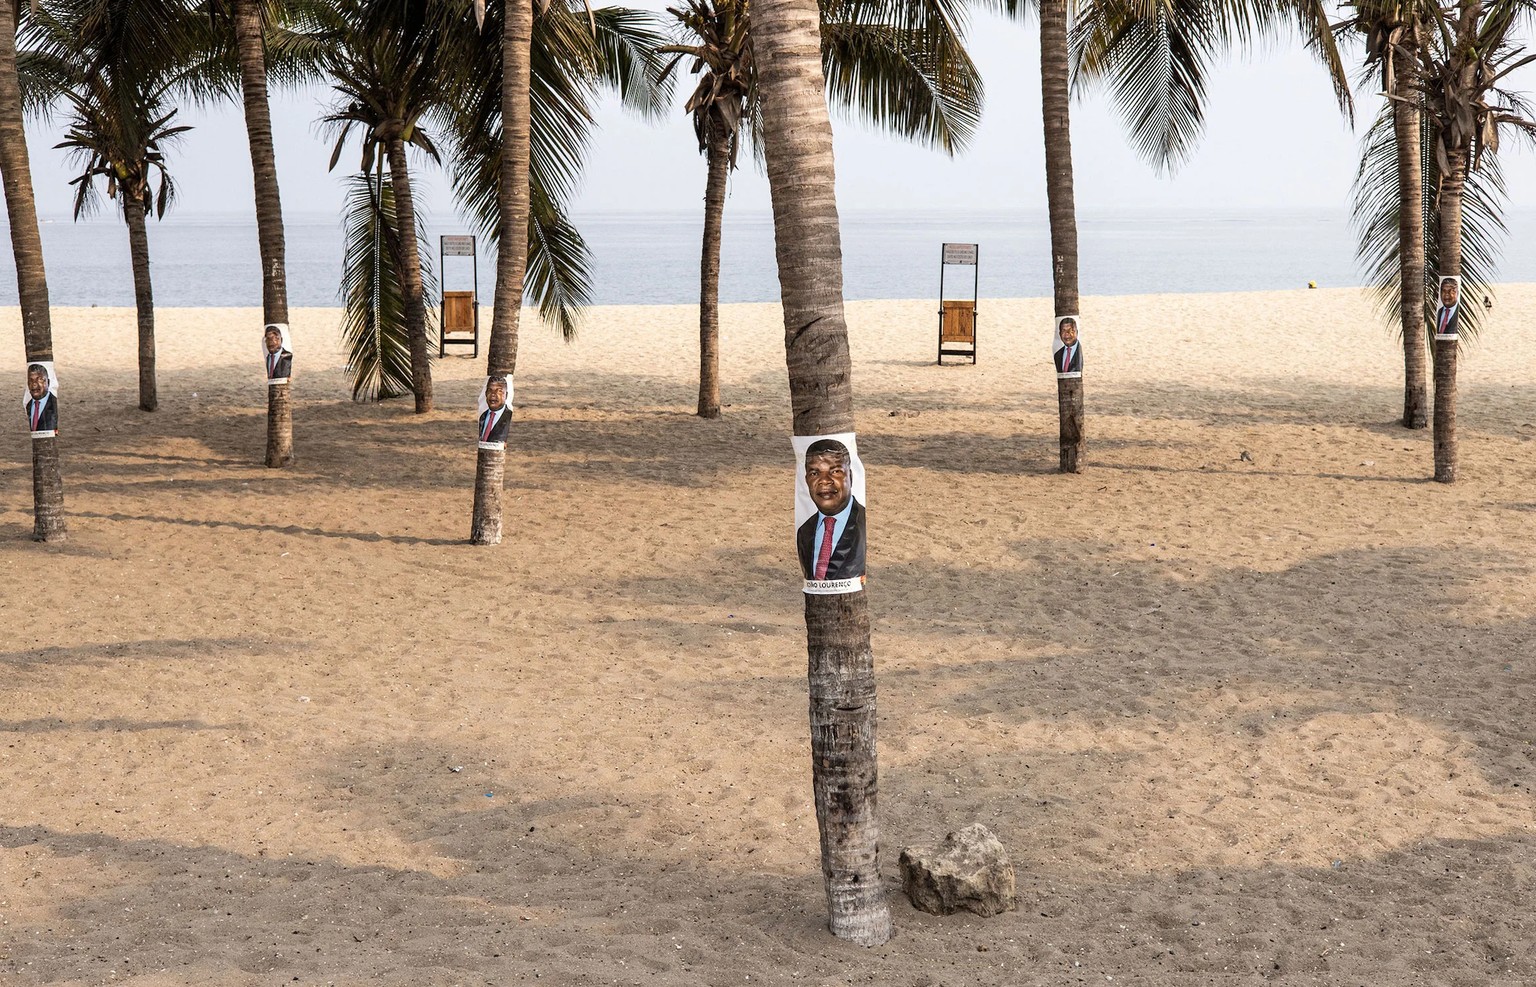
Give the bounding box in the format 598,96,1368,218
2,287,1534,986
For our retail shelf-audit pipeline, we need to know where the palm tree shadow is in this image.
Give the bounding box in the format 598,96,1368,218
0,636,303,667
71,510,462,546
0,717,232,733
1100,461,1438,485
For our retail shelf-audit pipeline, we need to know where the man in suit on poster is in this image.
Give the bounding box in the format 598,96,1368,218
1054,317,1082,373
478,376,511,445
1433,277,1460,337
796,438,866,581
264,325,293,380
24,363,57,433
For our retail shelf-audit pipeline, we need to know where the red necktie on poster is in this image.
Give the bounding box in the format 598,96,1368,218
481,411,494,442
1440,308,1449,333
29,400,39,430
815,516,836,579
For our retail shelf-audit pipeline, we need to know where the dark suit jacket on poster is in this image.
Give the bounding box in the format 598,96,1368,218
266,350,293,380
1054,344,1082,373
25,393,57,432
478,408,511,444
797,498,866,580
1433,305,1460,336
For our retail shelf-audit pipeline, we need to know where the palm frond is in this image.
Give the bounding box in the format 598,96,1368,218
525,186,591,340
1070,0,1221,173
592,5,674,120
820,18,982,154
1073,0,1351,173
340,170,440,401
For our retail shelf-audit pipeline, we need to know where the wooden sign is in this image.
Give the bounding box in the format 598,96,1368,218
441,235,476,257
942,242,978,266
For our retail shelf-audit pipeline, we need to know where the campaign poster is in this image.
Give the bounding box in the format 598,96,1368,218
793,432,866,595
1053,315,1082,379
23,361,58,438
476,374,513,450
262,323,294,385
1433,277,1461,341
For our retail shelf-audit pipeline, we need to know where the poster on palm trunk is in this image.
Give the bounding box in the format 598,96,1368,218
1433,277,1461,340
22,361,58,438
262,323,293,385
1052,315,1082,379
476,374,513,450
794,432,867,595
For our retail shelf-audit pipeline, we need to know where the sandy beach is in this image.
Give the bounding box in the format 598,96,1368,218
2,286,1534,985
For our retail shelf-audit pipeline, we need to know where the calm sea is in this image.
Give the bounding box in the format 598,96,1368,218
3,206,1533,307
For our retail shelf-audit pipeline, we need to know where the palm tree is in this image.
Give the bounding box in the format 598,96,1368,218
457,0,669,543
21,2,221,415
659,0,748,419
1039,0,1079,471
1063,0,1351,470
1412,0,1536,482
0,0,66,541
318,0,455,414
1349,104,1508,433
225,0,295,467
753,0,892,947
470,0,533,545
660,0,982,420
53,92,188,412
1341,0,1430,428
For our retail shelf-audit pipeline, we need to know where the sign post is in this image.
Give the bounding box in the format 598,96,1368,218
937,243,979,364
438,235,480,357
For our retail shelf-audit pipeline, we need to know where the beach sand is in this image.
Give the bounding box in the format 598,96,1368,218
2,287,1534,985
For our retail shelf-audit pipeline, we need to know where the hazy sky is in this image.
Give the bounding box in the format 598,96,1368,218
18,6,1536,224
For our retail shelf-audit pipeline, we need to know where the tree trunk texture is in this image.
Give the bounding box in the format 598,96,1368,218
386,138,434,413
0,2,66,541
754,0,892,947
470,0,533,545
233,0,292,468
697,126,729,419
124,204,157,412
1040,0,1082,473
1391,46,1427,430
1057,378,1082,472
1432,149,1464,484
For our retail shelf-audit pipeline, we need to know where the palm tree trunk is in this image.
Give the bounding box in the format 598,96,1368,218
1432,148,1464,483
124,204,157,412
754,0,892,947
1040,0,1082,473
0,2,66,541
1391,46,1427,430
697,125,728,419
386,137,434,413
232,0,292,468
470,0,533,545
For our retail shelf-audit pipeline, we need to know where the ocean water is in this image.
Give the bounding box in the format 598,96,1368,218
3,206,1533,308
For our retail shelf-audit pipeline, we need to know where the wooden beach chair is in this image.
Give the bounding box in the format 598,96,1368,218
938,299,977,364
439,290,479,358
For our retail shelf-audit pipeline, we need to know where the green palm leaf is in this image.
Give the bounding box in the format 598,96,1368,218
820,0,982,153
525,185,593,339
820,16,983,153
1071,0,1352,173
340,170,439,401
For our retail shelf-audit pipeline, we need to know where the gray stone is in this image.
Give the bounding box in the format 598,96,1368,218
898,823,1017,917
